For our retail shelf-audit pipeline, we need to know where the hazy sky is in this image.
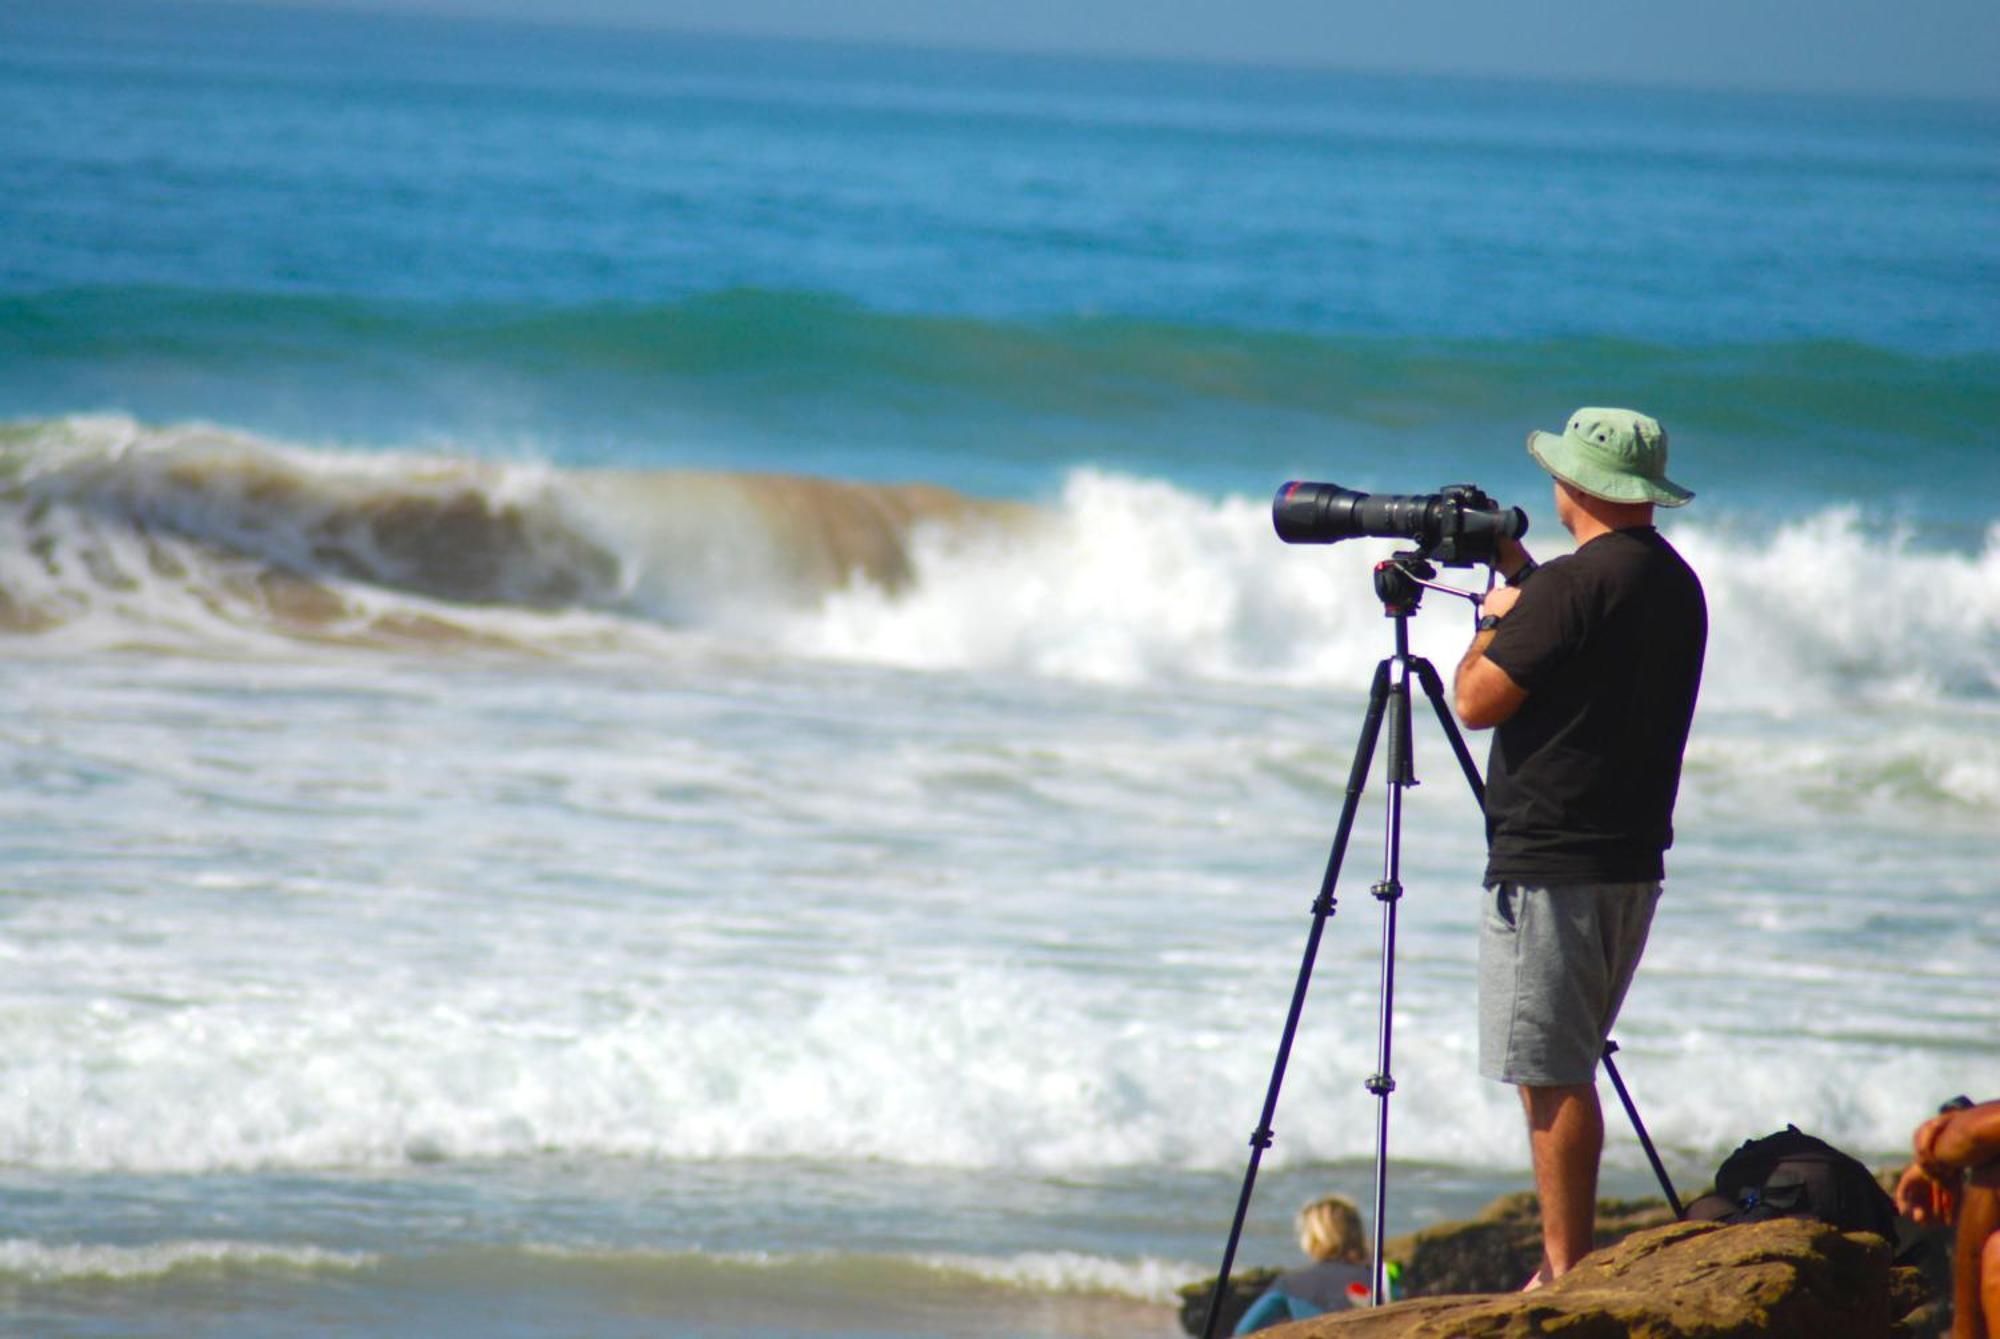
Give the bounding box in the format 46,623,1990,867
227,0,1999,102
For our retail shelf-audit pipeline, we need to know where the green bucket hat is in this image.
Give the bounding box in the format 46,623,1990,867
1526,407,1693,507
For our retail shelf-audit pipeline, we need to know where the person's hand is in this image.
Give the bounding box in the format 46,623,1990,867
1894,1162,1958,1226
1913,1111,1958,1175
1479,586,1523,622
1496,534,1530,575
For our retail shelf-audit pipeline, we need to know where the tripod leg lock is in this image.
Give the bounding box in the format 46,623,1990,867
1370,879,1402,903
1311,890,1337,916
1249,1126,1274,1150
1365,1074,1395,1096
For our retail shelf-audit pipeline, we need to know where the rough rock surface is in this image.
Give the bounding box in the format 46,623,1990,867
1180,1175,1951,1337
1176,1194,1676,1333
1388,1191,1676,1296
1258,1217,1923,1338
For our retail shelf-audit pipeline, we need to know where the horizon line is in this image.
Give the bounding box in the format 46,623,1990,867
53,0,2000,111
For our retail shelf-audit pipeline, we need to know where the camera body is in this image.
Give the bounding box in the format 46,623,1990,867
1273,481,1527,568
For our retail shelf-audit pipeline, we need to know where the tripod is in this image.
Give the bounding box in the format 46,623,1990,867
1199,551,1486,1332
1195,552,1687,1335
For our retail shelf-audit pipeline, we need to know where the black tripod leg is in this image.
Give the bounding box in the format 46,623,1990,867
1411,657,1485,806
1198,660,1391,1339
1602,1041,1684,1218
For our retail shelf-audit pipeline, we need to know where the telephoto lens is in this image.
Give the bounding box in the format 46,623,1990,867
1272,481,1525,567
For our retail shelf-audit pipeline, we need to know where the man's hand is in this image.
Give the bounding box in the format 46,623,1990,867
1915,1111,1959,1175
1496,534,1533,583
1895,1161,1959,1227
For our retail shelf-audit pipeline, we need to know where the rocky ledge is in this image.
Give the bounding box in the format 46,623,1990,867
1188,1216,1936,1339
1267,1217,1927,1337
1388,1190,1676,1298
1180,1185,1950,1337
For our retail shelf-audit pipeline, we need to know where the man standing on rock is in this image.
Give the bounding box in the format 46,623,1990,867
1453,408,1707,1288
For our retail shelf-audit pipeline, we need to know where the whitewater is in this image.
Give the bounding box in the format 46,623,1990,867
5,414,1996,1183
7,415,1998,700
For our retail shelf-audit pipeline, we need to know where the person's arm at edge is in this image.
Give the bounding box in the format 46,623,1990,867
1920,1100,2000,1175
1898,1100,2000,1225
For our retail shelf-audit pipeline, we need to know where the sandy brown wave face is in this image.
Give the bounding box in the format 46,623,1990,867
0,418,1032,649
582,469,1031,598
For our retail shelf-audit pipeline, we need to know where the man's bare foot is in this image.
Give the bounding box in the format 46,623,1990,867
1520,1264,1552,1292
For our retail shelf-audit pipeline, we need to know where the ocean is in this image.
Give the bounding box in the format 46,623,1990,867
2,2,1997,1335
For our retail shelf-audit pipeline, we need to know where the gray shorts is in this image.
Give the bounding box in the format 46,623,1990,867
1478,881,1661,1087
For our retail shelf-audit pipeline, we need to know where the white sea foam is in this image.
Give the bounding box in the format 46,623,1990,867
0,657,1985,1190
0,1239,378,1282
0,645,1987,1183
1684,714,2000,818
1672,508,2000,712
786,469,2000,708
0,939,1977,1179
915,1250,1200,1303
519,1243,1196,1303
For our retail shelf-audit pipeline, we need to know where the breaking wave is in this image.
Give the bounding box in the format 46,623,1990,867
4,415,1996,715
0,415,1022,651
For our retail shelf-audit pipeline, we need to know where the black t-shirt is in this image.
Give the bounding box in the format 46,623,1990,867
1481,526,1706,884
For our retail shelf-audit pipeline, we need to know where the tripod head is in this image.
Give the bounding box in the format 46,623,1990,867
1374,550,1490,618
1373,551,1435,614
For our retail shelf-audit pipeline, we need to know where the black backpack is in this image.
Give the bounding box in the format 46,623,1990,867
1686,1125,1899,1239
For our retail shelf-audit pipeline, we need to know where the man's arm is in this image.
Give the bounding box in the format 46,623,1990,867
1455,584,1529,729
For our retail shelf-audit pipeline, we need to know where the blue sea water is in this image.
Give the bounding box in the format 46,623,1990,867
1,3,1997,1336
5,1,1998,515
